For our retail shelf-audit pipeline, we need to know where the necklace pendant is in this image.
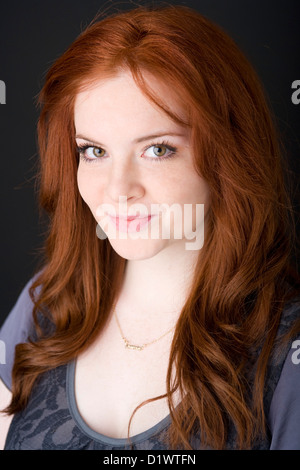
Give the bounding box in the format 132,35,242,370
125,342,144,351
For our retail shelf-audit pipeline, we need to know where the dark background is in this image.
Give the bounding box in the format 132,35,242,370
0,0,299,327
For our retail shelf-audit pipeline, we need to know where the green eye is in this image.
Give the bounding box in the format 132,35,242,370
77,144,107,163
142,142,177,161
93,147,105,158
153,145,167,156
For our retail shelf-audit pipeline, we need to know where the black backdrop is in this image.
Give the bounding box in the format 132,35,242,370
0,0,299,326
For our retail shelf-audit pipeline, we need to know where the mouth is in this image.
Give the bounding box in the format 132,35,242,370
105,213,156,233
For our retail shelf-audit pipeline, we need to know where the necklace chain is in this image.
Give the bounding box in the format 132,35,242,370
114,310,175,351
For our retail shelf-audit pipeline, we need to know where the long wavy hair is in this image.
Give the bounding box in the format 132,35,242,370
6,4,300,449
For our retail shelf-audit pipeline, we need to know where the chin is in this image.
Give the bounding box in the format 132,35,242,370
106,236,169,261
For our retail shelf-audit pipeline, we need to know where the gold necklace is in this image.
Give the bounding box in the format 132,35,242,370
114,311,175,351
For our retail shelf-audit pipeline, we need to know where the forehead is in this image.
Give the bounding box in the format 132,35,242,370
74,70,188,135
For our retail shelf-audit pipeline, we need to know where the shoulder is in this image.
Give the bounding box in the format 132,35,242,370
0,275,41,390
267,297,300,450
268,333,300,449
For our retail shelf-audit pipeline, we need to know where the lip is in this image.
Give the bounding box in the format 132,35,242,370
106,213,157,233
106,213,151,220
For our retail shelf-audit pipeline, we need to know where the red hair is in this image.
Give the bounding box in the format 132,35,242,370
6,5,300,449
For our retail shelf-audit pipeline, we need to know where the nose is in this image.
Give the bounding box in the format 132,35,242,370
105,156,145,203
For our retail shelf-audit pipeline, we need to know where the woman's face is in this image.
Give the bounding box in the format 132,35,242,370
75,70,210,260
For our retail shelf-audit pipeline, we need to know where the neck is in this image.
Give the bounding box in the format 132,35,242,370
116,242,200,321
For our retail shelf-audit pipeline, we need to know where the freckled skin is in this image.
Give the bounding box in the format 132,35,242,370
75,70,210,261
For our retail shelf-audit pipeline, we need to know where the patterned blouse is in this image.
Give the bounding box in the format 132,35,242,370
1,278,300,450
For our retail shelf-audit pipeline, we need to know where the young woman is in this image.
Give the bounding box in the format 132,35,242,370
0,5,300,450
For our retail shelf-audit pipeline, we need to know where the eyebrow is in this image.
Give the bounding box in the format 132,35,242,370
75,132,186,146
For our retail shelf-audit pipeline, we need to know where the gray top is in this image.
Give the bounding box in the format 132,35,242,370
0,277,39,390
1,278,300,450
67,360,172,447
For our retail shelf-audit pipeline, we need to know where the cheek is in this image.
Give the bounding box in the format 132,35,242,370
194,179,211,206
177,175,210,205
77,167,89,202
77,166,101,208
